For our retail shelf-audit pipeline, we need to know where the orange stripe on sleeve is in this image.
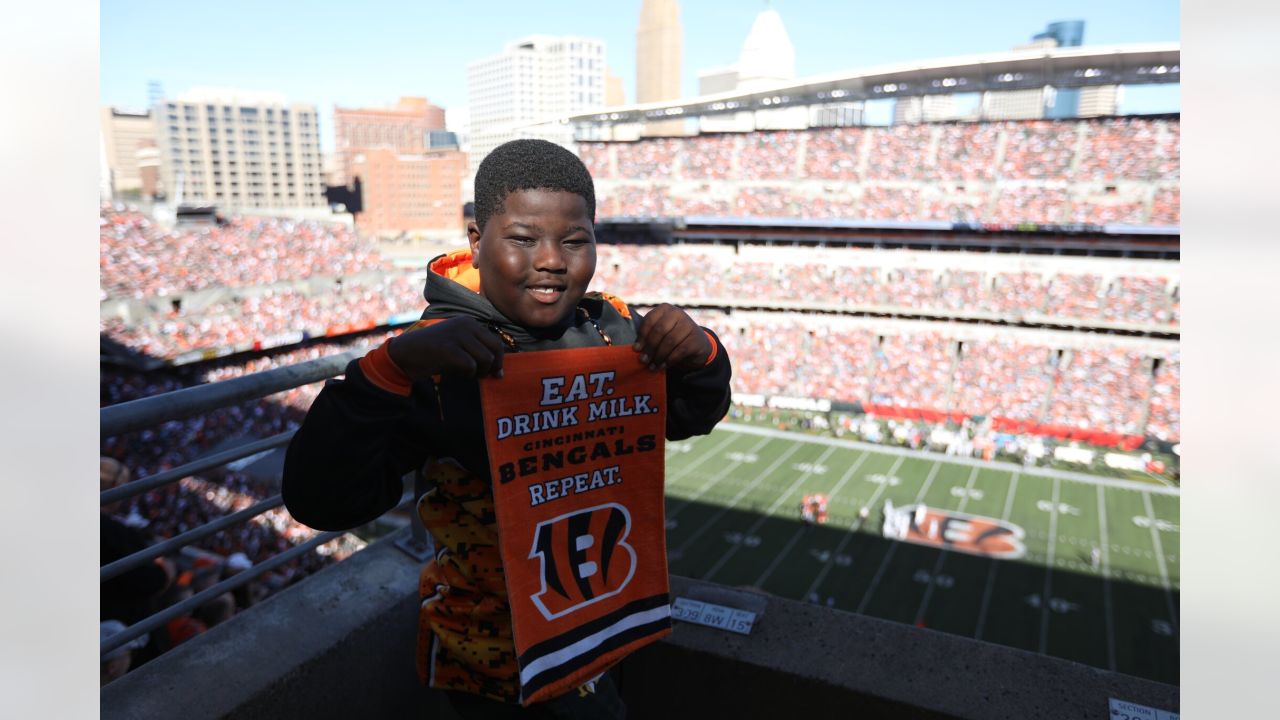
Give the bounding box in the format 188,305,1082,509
702,329,719,366
359,341,413,397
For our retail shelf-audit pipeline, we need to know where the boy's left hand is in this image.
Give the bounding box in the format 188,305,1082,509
633,304,713,373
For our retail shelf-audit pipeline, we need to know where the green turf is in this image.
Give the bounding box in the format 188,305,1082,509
662,424,1181,685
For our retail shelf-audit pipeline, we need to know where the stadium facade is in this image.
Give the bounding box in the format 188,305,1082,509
560,43,1178,135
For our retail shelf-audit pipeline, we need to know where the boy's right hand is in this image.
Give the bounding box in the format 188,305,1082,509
386,316,506,381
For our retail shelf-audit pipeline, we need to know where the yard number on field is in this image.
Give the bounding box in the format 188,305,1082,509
810,549,852,566
913,570,955,588
793,462,827,474
724,531,762,547
1024,594,1079,613
1036,500,1080,515
1132,516,1179,533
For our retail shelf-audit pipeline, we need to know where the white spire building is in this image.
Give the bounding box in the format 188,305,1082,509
697,5,806,132
735,7,795,91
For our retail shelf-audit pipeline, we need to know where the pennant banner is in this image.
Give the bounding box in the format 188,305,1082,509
479,345,671,705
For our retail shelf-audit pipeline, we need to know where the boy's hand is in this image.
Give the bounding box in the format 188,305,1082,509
387,316,506,381
633,304,713,373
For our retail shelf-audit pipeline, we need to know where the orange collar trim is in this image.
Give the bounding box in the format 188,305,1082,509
430,249,482,293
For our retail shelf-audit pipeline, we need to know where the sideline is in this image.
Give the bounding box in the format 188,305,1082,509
716,422,1180,497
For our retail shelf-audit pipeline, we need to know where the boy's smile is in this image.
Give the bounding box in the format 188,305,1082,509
468,189,596,329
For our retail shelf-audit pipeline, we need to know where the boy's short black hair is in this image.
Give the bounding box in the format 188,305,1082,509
473,139,596,232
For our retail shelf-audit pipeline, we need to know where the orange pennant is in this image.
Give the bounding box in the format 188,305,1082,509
479,345,672,705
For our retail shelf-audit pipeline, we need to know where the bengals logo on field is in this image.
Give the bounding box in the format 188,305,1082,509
883,504,1026,560
528,503,637,621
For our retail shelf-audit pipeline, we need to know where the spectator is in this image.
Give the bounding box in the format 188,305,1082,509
100,621,148,686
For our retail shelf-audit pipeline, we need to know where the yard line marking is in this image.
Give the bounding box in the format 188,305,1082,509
824,448,872,502
974,471,1019,641
913,465,980,625
666,435,773,519
664,432,753,493
752,448,870,588
718,422,1179,496
1142,491,1180,633
1038,477,1062,654
672,441,807,556
803,453,894,598
704,446,839,581
752,526,809,588
856,460,942,615
1097,484,1117,671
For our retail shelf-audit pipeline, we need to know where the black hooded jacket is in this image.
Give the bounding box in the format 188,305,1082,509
282,250,732,532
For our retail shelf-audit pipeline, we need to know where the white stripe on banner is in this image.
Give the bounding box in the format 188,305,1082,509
519,604,672,686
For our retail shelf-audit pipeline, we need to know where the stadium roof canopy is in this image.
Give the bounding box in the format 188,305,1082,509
553,43,1179,127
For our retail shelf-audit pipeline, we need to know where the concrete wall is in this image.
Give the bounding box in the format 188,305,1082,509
103,529,1178,719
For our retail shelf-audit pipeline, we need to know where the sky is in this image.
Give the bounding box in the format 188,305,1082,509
101,0,1180,150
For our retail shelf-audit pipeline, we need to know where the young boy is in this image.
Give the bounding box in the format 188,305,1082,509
282,139,732,717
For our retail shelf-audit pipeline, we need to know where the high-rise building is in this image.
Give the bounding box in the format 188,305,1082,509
1033,20,1085,48
636,0,682,135
333,97,464,234
348,147,466,235
100,107,156,196
466,35,606,170
1031,21,1086,119
153,88,325,211
605,68,626,107
333,96,446,184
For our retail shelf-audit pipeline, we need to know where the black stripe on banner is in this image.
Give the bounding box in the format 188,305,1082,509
520,617,671,700
518,593,670,668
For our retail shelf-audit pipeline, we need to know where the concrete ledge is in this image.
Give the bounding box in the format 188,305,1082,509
101,528,446,720
103,533,1178,719
625,575,1179,720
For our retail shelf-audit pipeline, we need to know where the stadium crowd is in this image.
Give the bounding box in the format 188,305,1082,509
1045,348,1151,435
686,311,1176,439
100,206,390,300
1146,353,1181,443
591,245,1178,326
581,117,1180,224
102,275,422,358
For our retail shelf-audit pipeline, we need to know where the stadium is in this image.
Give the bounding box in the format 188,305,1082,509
101,38,1179,719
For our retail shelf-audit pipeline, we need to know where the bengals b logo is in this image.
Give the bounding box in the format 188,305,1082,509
528,503,637,621
884,504,1027,560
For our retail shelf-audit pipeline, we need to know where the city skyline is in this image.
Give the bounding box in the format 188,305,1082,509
102,0,1180,151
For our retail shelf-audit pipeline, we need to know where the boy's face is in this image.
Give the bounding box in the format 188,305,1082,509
468,188,596,329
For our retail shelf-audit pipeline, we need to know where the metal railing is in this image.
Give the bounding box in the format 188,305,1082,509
99,348,433,658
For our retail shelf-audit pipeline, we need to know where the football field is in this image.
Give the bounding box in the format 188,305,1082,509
662,423,1181,685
